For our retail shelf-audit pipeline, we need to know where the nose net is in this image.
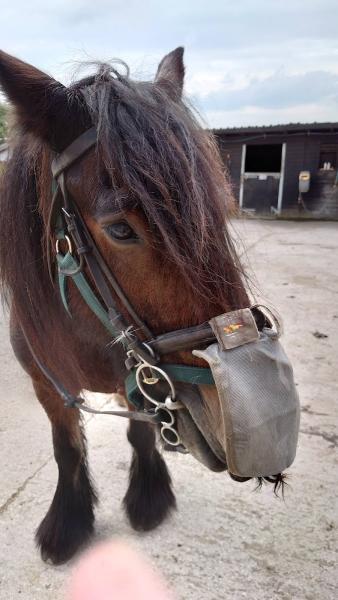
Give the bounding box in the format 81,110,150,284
191,329,300,478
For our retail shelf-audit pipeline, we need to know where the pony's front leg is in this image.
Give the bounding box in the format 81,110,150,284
123,420,176,531
33,377,97,564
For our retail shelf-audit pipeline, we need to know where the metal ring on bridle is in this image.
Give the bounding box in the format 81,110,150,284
160,425,181,446
155,405,175,426
135,363,176,405
155,406,182,447
56,235,73,256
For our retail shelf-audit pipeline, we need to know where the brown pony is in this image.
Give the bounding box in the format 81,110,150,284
0,47,250,564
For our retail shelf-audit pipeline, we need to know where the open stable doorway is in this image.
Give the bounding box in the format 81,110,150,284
239,143,286,213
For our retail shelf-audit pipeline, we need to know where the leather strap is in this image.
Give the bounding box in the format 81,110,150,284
57,251,120,336
70,401,163,424
51,127,97,178
56,172,153,341
68,200,154,338
125,364,215,408
21,323,161,424
150,322,216,355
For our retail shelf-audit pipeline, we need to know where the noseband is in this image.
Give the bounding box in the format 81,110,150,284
25,127,219,447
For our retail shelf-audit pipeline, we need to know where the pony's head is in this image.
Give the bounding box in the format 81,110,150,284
0,48,255,474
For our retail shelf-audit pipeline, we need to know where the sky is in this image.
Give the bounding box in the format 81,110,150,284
1,0,338,128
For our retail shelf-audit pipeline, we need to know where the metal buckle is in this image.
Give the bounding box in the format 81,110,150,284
55,235,73,256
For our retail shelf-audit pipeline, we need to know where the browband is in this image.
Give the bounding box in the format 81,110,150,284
51,127,97,178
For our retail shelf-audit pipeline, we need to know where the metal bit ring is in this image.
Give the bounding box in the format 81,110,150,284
160,425,181,446
136,363,176,406
155,406,182,447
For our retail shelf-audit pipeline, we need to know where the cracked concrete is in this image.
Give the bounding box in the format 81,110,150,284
0,458,52,515
1,219,338,600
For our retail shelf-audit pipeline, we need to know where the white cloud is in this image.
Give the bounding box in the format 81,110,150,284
1,1,338,126
206,103,338,129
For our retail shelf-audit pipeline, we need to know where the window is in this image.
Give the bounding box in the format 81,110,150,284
245,144,282,173
319,148,337,169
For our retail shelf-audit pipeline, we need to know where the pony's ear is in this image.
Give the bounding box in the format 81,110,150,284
0,50,90,151
155,47,185,101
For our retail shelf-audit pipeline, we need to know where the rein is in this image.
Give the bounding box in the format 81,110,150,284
27,126,218,447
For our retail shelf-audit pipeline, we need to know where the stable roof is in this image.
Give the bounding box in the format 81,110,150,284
213,122,338,138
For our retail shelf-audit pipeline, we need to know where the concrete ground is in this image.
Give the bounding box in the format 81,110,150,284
0,219,337,600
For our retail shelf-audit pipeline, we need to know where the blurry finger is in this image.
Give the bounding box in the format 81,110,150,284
67,540,175,600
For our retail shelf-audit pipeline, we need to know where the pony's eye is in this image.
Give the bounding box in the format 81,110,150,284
104,221,138,241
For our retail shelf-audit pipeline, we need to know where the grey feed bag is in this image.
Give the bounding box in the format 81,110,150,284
191,327,300,478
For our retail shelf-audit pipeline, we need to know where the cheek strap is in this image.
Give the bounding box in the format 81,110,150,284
56,250,120,337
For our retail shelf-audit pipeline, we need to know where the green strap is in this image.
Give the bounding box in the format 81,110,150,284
125,364,214,408
57,252,119,337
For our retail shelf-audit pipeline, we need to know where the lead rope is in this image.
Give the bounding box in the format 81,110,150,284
20,324,164,425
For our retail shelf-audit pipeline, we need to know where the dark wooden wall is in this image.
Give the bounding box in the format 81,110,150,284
283,135,319,209
216,137,242,199
215,132,338,213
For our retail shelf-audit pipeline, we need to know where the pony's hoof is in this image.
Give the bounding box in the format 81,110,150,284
35,474,96,564
36,508,94,564
123,451,176,531
36,504,95,564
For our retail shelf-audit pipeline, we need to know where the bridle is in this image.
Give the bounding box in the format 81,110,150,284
51,128,217,358
26,126,219,447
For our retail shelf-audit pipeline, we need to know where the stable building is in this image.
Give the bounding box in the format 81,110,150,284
214,123,338,219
